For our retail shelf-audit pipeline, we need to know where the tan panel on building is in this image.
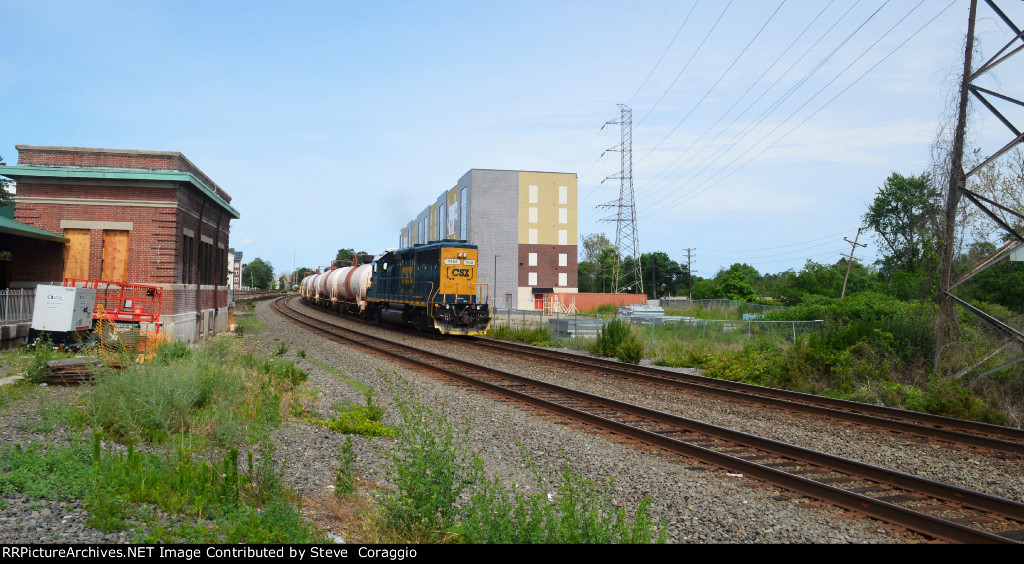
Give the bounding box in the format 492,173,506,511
101,230,130,283
63,228,91,281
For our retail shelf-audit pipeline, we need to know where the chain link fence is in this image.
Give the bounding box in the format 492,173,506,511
489,307,821,351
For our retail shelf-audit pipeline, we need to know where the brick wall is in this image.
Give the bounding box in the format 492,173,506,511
8,238,63,284
517,243,578,288
15,184,180,285
16,146,231,204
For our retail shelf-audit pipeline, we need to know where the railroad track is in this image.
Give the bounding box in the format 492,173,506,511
273,296,1024,544
467,337,1024,457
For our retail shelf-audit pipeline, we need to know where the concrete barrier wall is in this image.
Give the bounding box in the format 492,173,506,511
0,322,29,350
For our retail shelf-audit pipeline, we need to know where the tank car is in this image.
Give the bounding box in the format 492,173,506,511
300,240,491,335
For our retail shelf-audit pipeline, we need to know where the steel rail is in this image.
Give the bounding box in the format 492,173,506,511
468,337,1024,453
273,297,1024,544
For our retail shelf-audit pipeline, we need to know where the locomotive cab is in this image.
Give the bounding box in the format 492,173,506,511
366,241,491,335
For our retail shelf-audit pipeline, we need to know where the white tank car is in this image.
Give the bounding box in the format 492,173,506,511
325,267,350,305
328,263,373,313
312,271,331,303
300,274,313,300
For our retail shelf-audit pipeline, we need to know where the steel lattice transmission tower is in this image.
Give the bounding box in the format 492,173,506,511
936,0,1024,377
599,104,644,294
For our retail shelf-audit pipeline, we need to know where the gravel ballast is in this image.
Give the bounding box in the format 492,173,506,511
4,298,1017,543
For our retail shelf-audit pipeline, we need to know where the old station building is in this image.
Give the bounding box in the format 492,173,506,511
0,145,240,343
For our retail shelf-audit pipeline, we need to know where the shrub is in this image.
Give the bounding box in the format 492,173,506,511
334,437,358,496
458,460,665,544
596,319,631,356
615,332,645,364
381,380,479,541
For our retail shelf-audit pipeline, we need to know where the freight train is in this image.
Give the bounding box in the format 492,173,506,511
299,240,491,335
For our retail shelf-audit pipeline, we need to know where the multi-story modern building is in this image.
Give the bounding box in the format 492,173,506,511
399,169,577,310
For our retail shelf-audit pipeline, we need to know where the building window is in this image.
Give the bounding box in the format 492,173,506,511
558,208,567,224
528,253,537,266
529,185,538,203
529,207,538,223
438,204,445,240
460,187,469,239
559,253,567,267
182,234,195,284
559,185,568,204
529,229,538,244
558,272,567,287
558,230,567,245
528,272,537,286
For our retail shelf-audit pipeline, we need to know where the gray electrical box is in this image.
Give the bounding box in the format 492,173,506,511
31,285,97,332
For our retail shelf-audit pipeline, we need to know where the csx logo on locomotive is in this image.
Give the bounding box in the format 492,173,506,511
449,268,473,278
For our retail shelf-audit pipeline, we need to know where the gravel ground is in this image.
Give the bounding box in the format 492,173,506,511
264,299,929,543
4,298,1017,543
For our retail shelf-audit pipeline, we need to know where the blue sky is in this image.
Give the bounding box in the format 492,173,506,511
2,0,1023,280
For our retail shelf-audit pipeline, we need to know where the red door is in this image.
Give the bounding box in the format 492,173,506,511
534,293,544,310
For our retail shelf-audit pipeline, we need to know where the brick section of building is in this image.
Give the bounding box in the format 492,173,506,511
2,146,239,343
516,244,578,288
17,146,232,205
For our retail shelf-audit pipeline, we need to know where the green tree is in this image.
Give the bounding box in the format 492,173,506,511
863,172,940,298
241,258,274,290
335,248,368,264
577,233,616,293
0,155,14,208
955,241,1024,313
640,251,685,298
292,267,311,288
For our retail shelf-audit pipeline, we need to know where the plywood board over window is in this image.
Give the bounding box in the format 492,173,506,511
63,228,91,281
101,230,130,283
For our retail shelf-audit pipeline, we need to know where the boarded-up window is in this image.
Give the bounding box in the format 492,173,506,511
101,230,130,283
63,229,91,281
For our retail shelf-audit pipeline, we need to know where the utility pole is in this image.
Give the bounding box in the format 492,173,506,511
599,104,643,294
683,248,694,301
840,228,866,299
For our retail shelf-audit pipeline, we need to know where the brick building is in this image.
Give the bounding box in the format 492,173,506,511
0,145,240,343
399,169,578,310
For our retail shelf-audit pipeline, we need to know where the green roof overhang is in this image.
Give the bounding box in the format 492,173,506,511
0,214,69,243
0,165,240,219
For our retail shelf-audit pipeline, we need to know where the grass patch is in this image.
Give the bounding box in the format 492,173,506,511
85,335,304,447
0,379,39,413
373,374,666,543
486,325,557,347
18,394,88,434
0,434,325,543
308,359,374,396
233,313,266,336
306,391,396,438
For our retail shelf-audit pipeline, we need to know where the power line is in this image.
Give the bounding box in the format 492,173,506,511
636,0,787,166
634,1,733,129
626,0,700,106
644,0,948,218
702,227,861,252
638,0,844,196
640,0,888,209
700,237,850,261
